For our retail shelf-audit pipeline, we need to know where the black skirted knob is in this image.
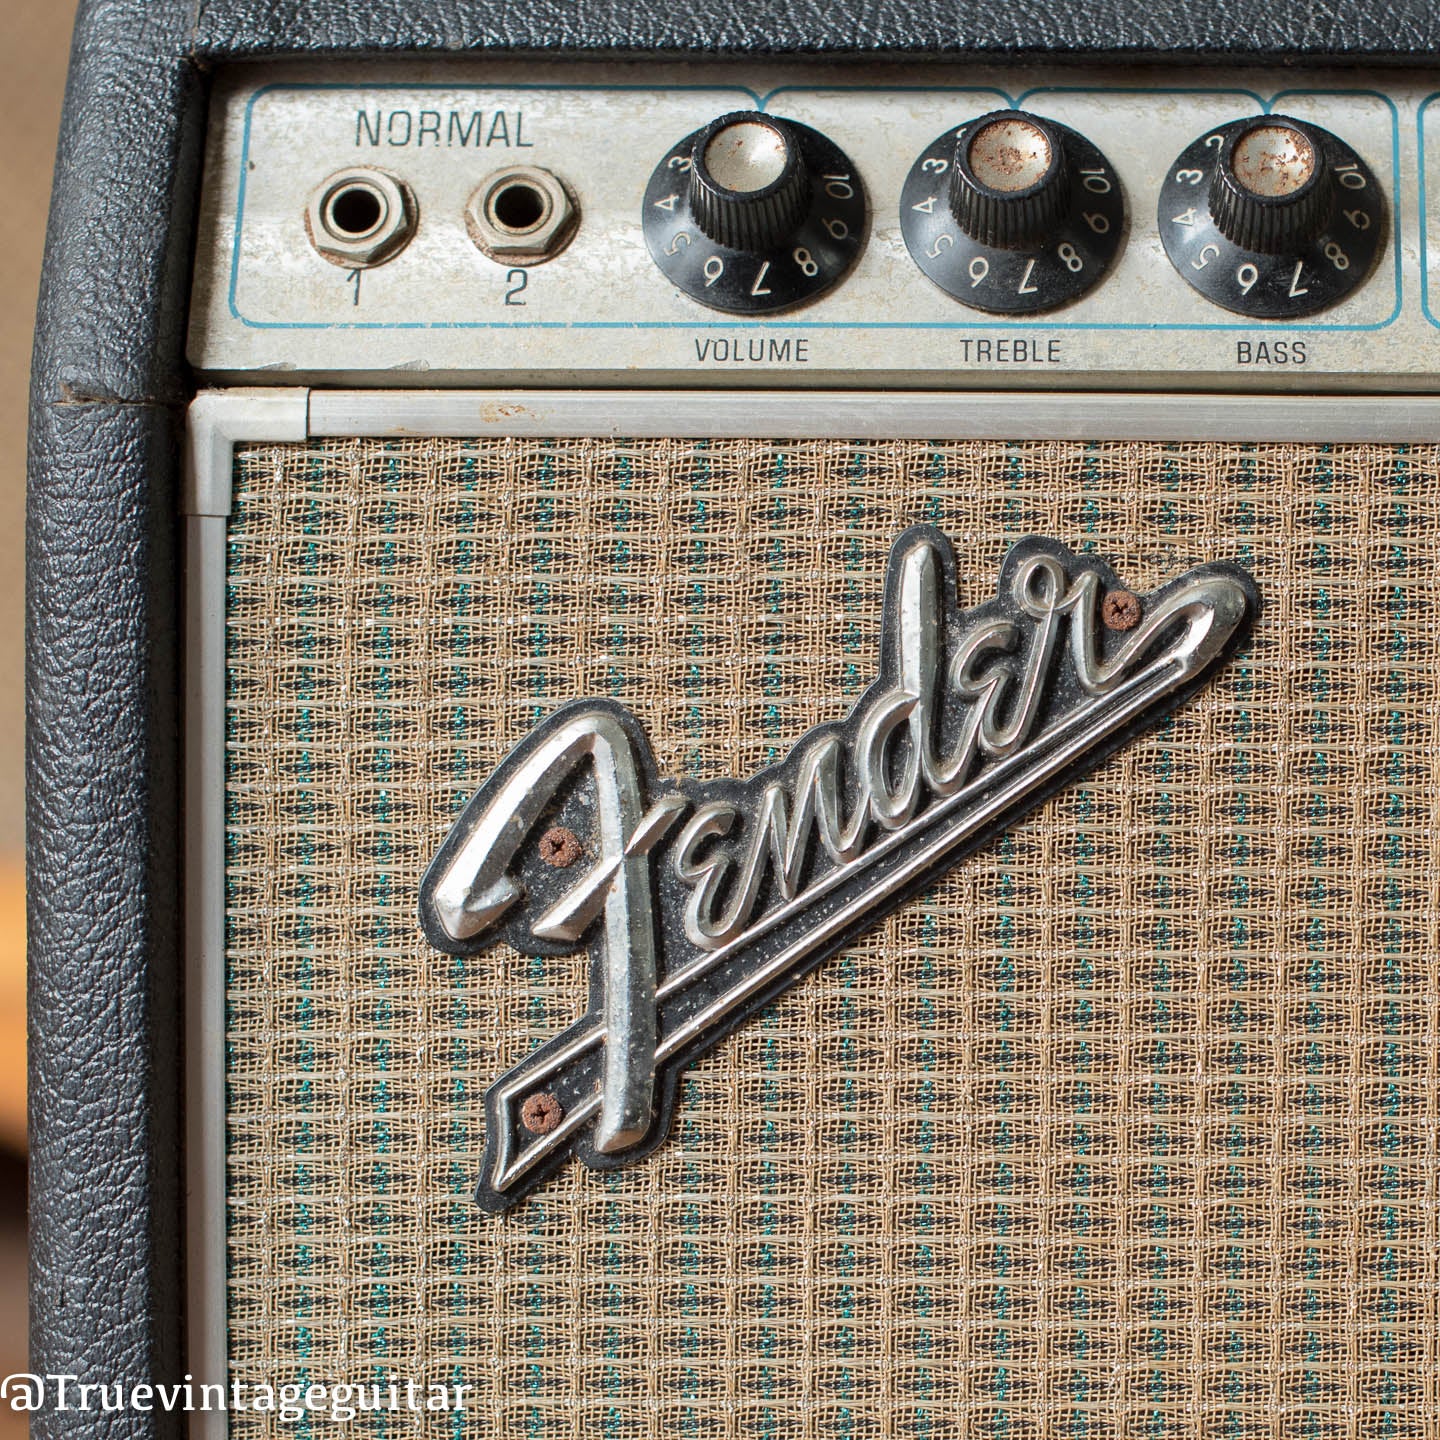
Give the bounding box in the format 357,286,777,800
948,111,1071,250
1208,117,1334,254
689,112,810,252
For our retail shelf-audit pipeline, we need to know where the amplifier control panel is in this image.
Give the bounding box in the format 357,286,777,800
188,63,1440,390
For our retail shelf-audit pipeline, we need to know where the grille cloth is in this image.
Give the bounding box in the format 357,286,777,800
225,438,1440,1439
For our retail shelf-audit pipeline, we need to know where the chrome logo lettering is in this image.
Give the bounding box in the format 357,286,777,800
419,530,1257,1210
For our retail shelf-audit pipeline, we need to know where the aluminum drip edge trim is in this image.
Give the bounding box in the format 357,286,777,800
303,387,1440,443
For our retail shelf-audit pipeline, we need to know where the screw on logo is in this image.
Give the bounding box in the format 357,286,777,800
419,529,1258,1211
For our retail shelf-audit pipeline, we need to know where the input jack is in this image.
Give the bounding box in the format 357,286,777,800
466,166,578,265
306,168,416,268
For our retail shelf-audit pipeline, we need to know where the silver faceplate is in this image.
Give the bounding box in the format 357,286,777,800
188,61,1440,391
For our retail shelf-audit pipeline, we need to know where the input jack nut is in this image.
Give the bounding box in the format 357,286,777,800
306,167,416,268
466,166,578,265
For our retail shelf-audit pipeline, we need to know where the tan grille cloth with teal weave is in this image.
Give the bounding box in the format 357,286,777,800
224,438,1439,1438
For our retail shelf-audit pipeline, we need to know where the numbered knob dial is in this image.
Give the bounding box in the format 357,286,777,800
643,111,866,314
901,110,1125,314
1158,115,1385,318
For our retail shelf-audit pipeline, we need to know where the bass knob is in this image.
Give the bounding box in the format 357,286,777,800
1158,115,1386,318
1209,119,1333,254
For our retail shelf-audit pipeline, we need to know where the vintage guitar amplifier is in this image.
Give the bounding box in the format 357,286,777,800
26,5,1440,1439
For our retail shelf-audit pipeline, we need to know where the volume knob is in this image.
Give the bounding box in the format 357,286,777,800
949,111,1070,249
1209,119,1332,253
643,110,867,315
689,113,810,252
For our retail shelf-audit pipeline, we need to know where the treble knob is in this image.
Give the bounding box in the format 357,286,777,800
900,109,1126,314
948,111,1071,249
643,110,867,315
1158,114,1386,318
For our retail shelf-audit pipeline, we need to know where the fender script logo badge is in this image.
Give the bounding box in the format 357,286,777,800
419,530,1258,1210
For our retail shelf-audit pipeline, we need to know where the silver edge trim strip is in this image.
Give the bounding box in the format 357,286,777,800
184,514,229,1440
308,388,1438,443
184,389,308,1440
183,389,309,516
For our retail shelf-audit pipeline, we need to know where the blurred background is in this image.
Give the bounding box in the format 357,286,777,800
1,0,75,1421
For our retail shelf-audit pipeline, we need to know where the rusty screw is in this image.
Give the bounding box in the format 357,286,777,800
520,1092,565,1135
538,826,582,868
1101,589,1142,631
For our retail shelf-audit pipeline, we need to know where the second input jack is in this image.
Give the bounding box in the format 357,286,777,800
467,167,579,265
